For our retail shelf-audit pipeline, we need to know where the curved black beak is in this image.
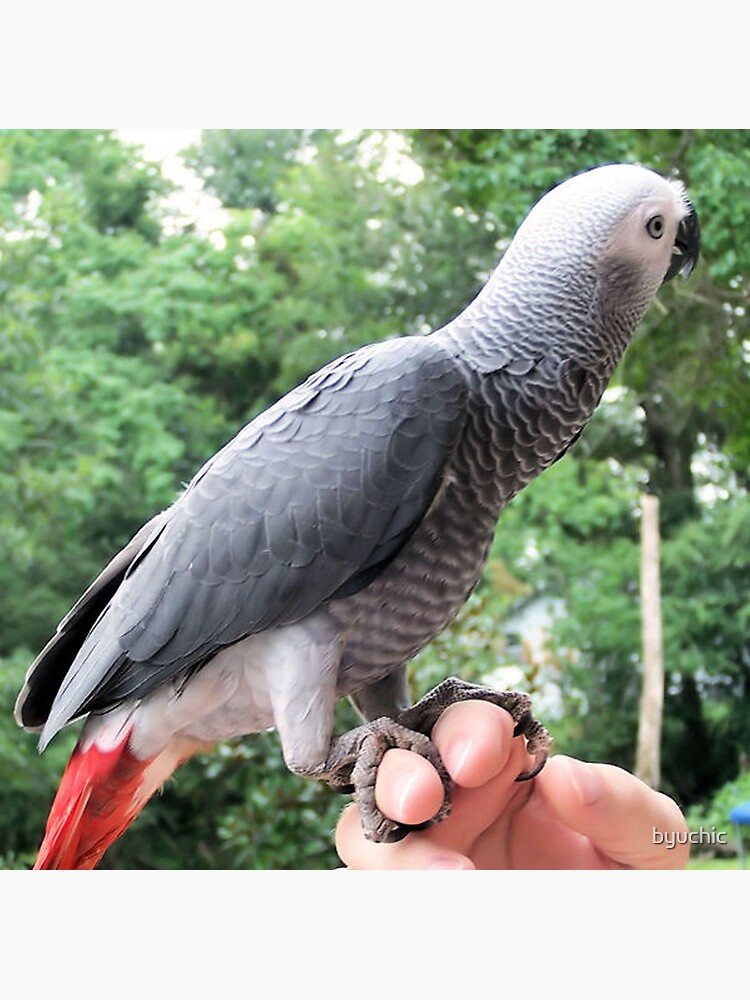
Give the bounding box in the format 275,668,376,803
663,201,700,282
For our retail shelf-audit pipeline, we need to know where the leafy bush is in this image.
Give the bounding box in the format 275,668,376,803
685,769,750,856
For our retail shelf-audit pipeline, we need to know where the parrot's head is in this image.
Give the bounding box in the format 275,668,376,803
524,161,699,277
577,162,700,287
498,162,700,363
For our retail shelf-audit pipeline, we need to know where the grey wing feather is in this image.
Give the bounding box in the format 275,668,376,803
38,336,468,746
14,510,170,731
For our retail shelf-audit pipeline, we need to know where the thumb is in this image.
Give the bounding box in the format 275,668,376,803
536,756,689,870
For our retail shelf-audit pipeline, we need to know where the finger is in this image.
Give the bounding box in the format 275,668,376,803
335,802,475,870
480,783,611,869
372,700,521,828
373,749,446,827
347,699,533,865
431,700,518,787
423,701,534,854
537,756,690,869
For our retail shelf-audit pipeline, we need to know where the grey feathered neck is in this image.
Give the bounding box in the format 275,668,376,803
433,244,603,377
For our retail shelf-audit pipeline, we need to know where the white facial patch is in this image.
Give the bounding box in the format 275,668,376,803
666,177,693,222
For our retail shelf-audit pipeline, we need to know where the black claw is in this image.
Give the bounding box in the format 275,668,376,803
512,709,533,739
366,823,411,845
515,754,549,783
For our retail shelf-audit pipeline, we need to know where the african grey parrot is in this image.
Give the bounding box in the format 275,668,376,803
16,163,700,869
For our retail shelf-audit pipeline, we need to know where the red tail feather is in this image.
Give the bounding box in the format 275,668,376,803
34,731,153,870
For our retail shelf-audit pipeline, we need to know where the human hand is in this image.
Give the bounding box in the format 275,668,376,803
335,700,689,869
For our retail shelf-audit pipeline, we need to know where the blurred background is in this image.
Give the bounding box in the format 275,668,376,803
0,129,748,869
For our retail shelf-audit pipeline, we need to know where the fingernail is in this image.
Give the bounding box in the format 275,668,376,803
443,738,473,781
428,856,473,870
563,757,602,807
393,767,422,818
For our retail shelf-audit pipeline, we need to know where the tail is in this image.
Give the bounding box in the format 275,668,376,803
34,723,194,870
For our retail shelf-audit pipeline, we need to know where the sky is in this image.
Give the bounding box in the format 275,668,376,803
116,129,201,163
116,129,228,234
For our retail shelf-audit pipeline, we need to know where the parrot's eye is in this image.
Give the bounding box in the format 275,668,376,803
646,215,665,239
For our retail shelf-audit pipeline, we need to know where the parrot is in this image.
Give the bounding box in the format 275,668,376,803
15,162,700,869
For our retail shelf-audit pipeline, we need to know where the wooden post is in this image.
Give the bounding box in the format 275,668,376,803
635,493,664,789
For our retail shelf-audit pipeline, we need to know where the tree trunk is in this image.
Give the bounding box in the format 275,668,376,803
635,493,664,788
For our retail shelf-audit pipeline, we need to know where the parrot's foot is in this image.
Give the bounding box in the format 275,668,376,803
324,718,452,843
398,676,552,783
325,677,551,844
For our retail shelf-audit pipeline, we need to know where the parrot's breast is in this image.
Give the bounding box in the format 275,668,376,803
328,372,522,692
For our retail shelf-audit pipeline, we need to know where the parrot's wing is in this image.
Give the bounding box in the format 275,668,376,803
14,510,170,731
36,336,468,745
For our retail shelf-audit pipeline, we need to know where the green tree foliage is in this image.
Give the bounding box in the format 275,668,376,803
186,129,314,214
0,130,229,654
1,129,748,868
179,130,492,414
